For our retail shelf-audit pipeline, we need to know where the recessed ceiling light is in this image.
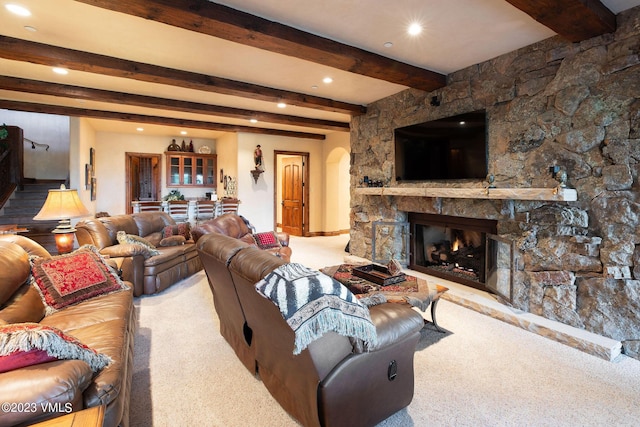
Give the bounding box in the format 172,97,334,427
6,4,31,17
311,85,318,90
52,67,68,75
383,42,393,48
277,102,286,109
408,22,422,36
136,127,144,132
24,25,37,32
459,121,466,125
180,130,187,135
250,118,258,123
323,77,333,84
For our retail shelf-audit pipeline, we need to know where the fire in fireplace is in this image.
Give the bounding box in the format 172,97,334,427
424,227,486,283
409,213,501,293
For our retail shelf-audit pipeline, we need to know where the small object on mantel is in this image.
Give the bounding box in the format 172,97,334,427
486,174,496,188
555,168,568,188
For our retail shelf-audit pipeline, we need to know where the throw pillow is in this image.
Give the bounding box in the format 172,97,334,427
159,235,186,247
163,223,191,241
31,245,128,313
253,231,281,250
116,231,160,256
0,323,111,373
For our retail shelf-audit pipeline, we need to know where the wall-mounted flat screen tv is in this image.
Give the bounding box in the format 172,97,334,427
394,110,488,181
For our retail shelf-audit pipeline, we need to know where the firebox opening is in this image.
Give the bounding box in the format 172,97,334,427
416,225,486,286
409,213,498,292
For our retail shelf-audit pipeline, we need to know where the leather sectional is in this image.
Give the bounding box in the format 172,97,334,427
76,211,202,296
0,235,135,427
191,213,292,262
197,232,425,427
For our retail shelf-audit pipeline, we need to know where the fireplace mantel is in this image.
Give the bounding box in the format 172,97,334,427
355,186,577,202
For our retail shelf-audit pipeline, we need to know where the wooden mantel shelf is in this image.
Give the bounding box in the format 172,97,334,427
354,186,577,202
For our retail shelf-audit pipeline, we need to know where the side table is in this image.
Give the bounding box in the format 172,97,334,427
29,405,104,427
322,264,449,332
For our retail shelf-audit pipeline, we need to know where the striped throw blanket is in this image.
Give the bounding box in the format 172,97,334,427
255,263,378,355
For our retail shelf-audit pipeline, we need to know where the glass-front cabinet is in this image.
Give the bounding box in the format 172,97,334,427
165,152,217,188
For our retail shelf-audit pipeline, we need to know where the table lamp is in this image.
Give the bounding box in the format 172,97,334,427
33,184,91,254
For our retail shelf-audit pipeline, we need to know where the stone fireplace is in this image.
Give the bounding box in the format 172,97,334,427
348,6,640,360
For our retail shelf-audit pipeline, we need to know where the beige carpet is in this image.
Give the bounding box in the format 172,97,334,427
131,235,640,426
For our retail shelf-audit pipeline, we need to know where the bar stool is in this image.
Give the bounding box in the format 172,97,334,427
166,200,189,222
194,200,216,225
218,198,240,216
137,201,163,212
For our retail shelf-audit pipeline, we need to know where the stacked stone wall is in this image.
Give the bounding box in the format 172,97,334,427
350,7,640,358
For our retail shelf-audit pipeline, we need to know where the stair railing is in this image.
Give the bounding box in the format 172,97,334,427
25,137,50,151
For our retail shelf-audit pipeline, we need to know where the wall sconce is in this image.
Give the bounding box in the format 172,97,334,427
250,168,264,183
33,184,91,254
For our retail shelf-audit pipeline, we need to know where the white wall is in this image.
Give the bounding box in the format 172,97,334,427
94,131,216,215
323,132,350,232
70,118,96,215
215,132,238,198
236,133,324,233
1,109,70,179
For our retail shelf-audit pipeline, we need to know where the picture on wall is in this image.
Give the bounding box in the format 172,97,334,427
85,164,92,190
88,147,96,199
91,177,97,201
90,147,95,171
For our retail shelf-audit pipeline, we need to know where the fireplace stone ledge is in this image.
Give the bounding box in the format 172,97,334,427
436,274,622,361
346,253,621,361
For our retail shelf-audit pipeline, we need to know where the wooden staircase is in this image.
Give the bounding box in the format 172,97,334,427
0,180,66,254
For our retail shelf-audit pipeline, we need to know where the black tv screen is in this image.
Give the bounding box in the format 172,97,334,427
394,110,488,181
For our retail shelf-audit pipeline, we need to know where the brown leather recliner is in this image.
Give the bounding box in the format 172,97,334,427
197,232,425,427
191,213,292,262
0,235,135,427
76,211,202,296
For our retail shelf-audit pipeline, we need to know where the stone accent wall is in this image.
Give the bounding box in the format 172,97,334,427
350,7,640,359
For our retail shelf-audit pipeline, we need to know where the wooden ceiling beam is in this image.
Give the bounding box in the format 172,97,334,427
0,76,349,132
0,100,326,140
505,0,616,42
75,0,447,92
0,36,364,116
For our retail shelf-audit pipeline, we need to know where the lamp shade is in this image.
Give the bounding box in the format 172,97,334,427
33,185,90,221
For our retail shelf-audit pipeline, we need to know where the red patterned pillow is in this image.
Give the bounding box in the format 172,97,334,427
0,323,111,373
253,231,281,250
163,222,191,241
31,245,127,313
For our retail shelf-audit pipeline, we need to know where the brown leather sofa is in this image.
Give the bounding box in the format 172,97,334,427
197,233,425,427
191,213,292,262
76,211,202,296
0,235,135,427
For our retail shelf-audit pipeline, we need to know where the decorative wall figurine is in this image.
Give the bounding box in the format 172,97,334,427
254,145,263,170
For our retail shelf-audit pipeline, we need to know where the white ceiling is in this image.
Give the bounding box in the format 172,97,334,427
1,0,639,139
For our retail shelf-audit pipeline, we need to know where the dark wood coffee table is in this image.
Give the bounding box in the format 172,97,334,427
322,264,449,332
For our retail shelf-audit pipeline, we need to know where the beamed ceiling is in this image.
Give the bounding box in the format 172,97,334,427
1,0,639,140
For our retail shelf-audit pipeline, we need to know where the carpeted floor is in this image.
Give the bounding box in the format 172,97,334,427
130,235,640,426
